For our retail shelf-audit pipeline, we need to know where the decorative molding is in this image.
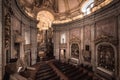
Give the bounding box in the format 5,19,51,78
69,37,81,44
4,0,11,8
53,0,120,29
94,35,118,45
4,4,12,63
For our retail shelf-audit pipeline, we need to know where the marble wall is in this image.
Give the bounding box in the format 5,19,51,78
53,0,120,79
1,0,38,78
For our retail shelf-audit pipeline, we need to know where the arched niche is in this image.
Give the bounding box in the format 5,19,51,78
69,37,81,65
71,43,79,59
95,36,118,79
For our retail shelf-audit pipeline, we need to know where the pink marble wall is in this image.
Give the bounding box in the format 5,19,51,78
84,25,91,44
70,28,80,40
95,17,117,39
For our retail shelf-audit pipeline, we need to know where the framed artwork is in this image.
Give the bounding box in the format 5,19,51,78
97,44,115,72
71,43,79,59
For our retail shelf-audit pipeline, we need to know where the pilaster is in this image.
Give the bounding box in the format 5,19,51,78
91,24,95,71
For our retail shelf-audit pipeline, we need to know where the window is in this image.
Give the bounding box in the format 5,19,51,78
81,0,94,15
61,33,66,44
25,31,30,44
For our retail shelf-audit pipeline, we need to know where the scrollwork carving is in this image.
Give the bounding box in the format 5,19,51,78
5,13,11,49
95,35,118,45
4,0,13,63
5,13,11,26
70,37,81,44
4,12,11,63
4,0,12,7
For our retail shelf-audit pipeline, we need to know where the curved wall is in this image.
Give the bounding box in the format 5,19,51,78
53,0,120,79
2,0,38,78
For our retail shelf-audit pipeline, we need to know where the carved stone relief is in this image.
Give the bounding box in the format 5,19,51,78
5,13,11,63
70,28,80,40
4,0,14,64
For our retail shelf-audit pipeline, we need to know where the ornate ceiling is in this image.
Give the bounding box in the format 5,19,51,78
17,0,113,24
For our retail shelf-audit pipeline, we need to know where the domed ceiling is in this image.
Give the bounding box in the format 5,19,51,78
17,0,112,24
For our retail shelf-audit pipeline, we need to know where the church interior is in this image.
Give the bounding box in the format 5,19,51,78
0,0,120,80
